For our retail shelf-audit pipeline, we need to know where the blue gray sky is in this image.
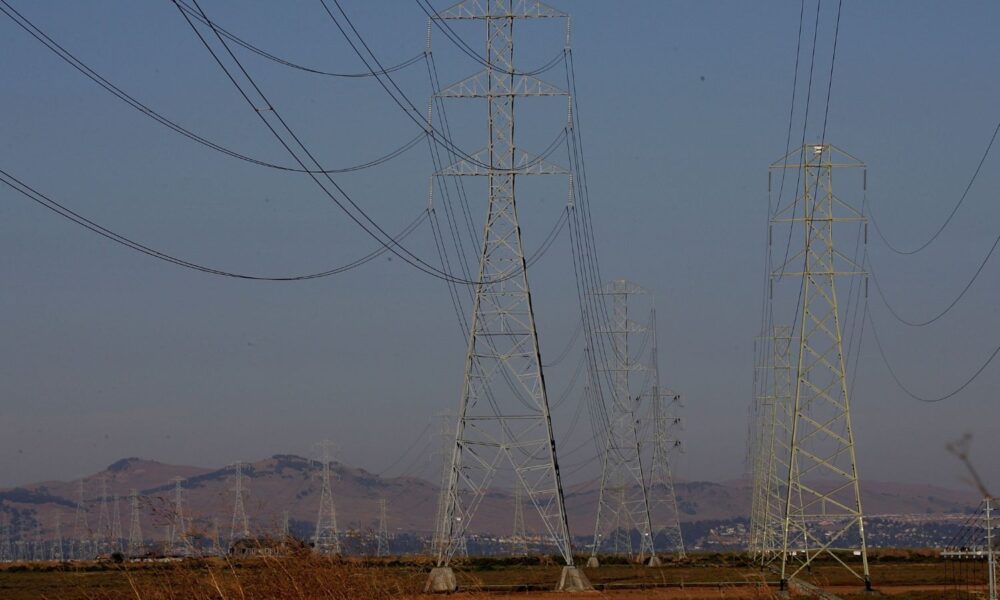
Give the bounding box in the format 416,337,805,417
1,1,998,492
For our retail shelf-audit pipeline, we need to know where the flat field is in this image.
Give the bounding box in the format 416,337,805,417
0,552,977,599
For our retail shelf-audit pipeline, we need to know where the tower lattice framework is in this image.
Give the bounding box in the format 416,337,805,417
645,308,685,559
127,489,144,558
229,463,251,545
432,0,576,569
313,441,342,555
770,144,870,589
749,324,794,565
589,279,655,563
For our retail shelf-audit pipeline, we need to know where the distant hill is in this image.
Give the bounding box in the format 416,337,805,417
0,456,981,542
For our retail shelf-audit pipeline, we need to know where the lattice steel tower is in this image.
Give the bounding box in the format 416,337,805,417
428,0,588,592
127,489,143,558
588,279,655,567
749,324,793,565
229,463,250,544
645,308,685,561
770,144,870,590
313,441,342,555
376,498,389,557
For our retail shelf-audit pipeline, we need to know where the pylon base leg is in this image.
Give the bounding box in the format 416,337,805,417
646,555,662,567
585,555,599,568
424,567,457,593
557,566,593,592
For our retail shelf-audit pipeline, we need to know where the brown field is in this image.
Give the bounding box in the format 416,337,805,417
0,552,981,599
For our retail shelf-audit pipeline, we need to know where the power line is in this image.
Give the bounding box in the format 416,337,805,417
0,0,427,176
869,118,1000,255
0,166,429,280
413,0,567,77
868,230,1000,327
867,304,1000,403
174,0,426,78
175,0,524,285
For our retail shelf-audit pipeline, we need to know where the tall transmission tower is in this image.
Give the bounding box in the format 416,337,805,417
127,489,144,558
313,441,341,555
749,325,794,565
428,0,588,593
229,463,251,544
171,478,192,556
110,494,123,554
588,279,655,567
376,498,390,557
511,481,528,556
645,308,685,561
0,516,11,562
431,412,453,558
72,480,89,560
52,512,64,561
770,144,870,590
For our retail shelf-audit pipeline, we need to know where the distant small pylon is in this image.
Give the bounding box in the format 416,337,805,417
127,489,143,558
211,518,223,556
229,463,251,544
73,479,90,560
313,441,342,555
32,520,43,561
376,498,389,557
171,477,192,556
0,516,11,562
110,494,123,554
511,482,528,556
95,476,110,555
52,513,64,561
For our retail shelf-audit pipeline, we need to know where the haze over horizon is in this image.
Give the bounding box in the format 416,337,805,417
2,0,998,495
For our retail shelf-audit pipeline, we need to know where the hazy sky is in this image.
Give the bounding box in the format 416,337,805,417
1,1,998,493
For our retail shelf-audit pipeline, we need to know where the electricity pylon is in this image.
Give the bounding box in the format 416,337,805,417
588,280,655,567
0,516,11,561
52,513,64,561
110,494,123,554
95,477,110,555
749,325,795,565
511,481,528,556
72,480,89,560
229,463,251,544
770,144,870,590
313,441,341,555
171,478,192,556
127,489,143,558
376,498,390,557
428,0,588,593
645,308,685,561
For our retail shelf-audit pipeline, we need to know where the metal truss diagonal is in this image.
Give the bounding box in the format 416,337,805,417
436,0,566,20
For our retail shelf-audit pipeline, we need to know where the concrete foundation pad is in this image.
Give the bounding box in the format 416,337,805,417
647,555,662,567
585,555,599,568
557,566,594,592
424,567,457,593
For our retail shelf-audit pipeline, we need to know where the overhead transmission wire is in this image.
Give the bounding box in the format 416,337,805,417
869,118,1000,255
774,0,822,285
867,302,1000,404
752,0,805,451
174,0,426,78
0,0,427,176
174,0,528,286
0,167,428,281
866,119,1000,327
412,0,567,78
